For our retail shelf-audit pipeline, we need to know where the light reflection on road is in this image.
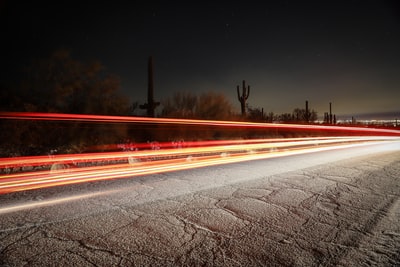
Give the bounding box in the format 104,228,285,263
0,190,120,214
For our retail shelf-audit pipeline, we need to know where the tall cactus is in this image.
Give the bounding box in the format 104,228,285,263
237,80,250,116
305,100,309,123
140,56,160,117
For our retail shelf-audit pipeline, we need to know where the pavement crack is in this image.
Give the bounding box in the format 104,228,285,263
0,227,39,255
65,248,99,267
175,215,232,239
77,239,123,259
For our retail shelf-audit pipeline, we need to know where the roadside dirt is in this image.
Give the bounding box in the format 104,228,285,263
1,149,399,266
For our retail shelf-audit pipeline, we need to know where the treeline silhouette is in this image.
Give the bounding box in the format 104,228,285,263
1,50,130,156
0,50,328,156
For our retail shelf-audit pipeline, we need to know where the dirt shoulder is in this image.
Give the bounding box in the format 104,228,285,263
1,149,399,266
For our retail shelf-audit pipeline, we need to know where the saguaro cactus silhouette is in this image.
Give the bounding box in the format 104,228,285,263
237,80,250,116
140,56,160,117
305,100,310,123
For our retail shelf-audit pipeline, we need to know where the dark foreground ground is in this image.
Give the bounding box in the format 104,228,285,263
1,142,400,266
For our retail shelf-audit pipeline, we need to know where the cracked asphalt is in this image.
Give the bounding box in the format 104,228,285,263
1,141,400,266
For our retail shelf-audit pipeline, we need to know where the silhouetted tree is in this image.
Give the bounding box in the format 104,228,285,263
277,108,317,124
158,91,235,141
196,91,234,120
161,91,197,118
279,113,295,123
266,112,275,123
15,49,129,115
1,49,131,156
293,108,317,123
161,91,234,121
247,105,265,122
129,101,140,116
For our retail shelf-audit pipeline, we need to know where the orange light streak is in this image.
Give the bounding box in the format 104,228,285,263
0,137,398,194
0,136,391,171
0,136,357,169
1,111,399,194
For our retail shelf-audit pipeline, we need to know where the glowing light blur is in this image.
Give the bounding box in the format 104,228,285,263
0,136,398,194
0,190,117,214
1,111,400,135
0,136,375,169
0,111,399,194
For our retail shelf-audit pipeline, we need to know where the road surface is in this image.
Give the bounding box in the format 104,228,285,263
1,141,400,266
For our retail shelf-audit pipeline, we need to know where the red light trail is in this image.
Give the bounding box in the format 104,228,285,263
0,112,399,194
1,111,400,135
1,136,399,194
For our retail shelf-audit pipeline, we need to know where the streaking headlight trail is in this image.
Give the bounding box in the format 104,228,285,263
0,112,399,194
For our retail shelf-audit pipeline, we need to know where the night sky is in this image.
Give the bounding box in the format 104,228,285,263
2,1,400,119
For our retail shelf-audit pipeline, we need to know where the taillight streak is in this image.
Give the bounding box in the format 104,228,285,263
0,138,398,194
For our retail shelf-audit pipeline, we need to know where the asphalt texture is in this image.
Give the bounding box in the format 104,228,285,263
1,141,400,266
